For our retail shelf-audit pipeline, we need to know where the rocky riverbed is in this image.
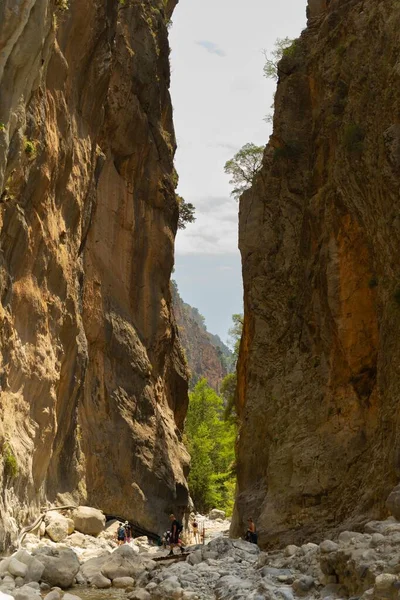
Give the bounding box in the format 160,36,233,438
3,507,400,600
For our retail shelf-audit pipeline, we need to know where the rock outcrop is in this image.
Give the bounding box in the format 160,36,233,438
171,281,231,391
0,0,189,551
233,0,400,546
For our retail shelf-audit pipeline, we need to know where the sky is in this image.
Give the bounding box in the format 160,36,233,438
170,0,307,344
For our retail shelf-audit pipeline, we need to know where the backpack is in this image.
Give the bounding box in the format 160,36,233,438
193,521,198,528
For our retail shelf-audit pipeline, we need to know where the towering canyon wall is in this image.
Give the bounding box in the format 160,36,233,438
233,0,400,547
0,0,189,551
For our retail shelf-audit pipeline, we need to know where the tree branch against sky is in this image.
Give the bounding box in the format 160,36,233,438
224,143,264,200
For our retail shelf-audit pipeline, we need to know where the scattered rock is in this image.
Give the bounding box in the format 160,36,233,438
370,533,385,548
43,591,60,600
209,509,226,520
32,547,80,588
285,545,299,557
127,590,151,600
63,594,82,600
101,545,141,580
80,555,110,582
45,513,70,543
292,576,315,595
374,573,399,599
8,559,27,578
112,576,135,588
72,507,105,536
90,573,112,589
13,586,41,600
320,540,339,553
338,531,365,544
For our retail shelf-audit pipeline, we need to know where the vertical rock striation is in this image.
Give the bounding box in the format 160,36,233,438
233,0,400,546
0,0,189,550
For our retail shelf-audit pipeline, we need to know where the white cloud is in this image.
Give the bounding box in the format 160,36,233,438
176,196,238,255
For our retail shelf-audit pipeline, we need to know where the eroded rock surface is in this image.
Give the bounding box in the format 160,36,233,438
233,0,400,546
0,0,189,550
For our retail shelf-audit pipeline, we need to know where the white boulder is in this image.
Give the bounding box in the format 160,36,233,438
45,513,69,543
72,506,105,536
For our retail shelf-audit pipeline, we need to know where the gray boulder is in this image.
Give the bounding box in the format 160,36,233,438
80,554,110,582
0,558,11,576
320,540,339,553
112,577,135,588
72,507,105,536
45,513,69,543
25,558,45,583
292,576,315,595
32,547,80,589
209,509,226,520
91,573,112,589
101,545,139,580
13,585,41,600
63,594,82,600
127,591,151,600
8,559,27,578
42,591,60,600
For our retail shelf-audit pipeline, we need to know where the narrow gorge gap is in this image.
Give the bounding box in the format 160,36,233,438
2,1,400,599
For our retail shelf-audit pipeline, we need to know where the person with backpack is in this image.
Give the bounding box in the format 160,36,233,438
245,517,258,545
124,521,132,543
117,522,126,545
168,513,185,555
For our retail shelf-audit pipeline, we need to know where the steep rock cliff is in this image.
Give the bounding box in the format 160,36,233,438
233,0,400,546
0,0,189,550
171,281,231,391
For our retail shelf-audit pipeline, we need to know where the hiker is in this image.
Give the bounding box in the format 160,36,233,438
117,522,126,545
124,521,132,543
162,530,171,549
168,513,185,555
192,518,199,544
245,517,258,544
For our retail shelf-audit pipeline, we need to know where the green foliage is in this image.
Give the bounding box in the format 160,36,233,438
224,143,264,201
185,379,237,514
0,123,5,132
228,313,243,362
263,37,295,81
177,195,196,229
24,139,37,158
3,444,18,479
344,123,365,153
221,372,237,423
55,0,69,10
221,314,243,421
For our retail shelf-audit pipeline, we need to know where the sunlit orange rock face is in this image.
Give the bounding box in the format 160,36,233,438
232,0,400,547
0,0,189,550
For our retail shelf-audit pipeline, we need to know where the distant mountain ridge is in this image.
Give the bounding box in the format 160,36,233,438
171,281,233,391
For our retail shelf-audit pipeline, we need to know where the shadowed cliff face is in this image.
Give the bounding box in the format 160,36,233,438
0,0,189,550
171,282,230,391
233,0,400,547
